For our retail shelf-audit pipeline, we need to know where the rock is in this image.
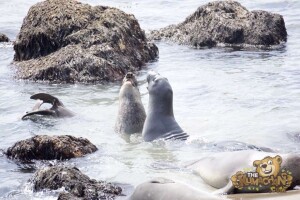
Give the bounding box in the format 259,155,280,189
149,1,287,49
32,166,122,199
58,193,81,200
13,0,158,83
6,135,97,161
0,33,9,42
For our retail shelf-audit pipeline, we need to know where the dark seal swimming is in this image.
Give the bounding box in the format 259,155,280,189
22,93,75,119
142,71,189,141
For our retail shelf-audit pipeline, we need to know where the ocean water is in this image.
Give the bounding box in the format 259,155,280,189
1,0,300,199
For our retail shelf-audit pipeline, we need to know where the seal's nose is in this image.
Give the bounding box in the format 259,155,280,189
126,72,133,79
123,72,137,87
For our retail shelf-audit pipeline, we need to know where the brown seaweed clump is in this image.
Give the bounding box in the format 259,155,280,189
32,166,122,200
149,1,287,49
6,135,97,161
13,0,158,83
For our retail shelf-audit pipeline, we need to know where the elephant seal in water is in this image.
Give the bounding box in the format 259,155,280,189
22,93,75,119
142,71,189,141
115,72,146,134
129,177,220,200
186,150,300,194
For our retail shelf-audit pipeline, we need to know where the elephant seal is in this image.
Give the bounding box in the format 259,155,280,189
186,150,300,194
115,72,146,135
142,71,189,141
129,177,220,200
22,93,75,119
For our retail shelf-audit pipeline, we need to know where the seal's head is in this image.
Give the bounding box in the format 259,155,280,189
122,72,138,88
119,72,140,100
147,71,173,99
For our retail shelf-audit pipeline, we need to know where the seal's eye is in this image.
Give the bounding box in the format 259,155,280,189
267,160,272,165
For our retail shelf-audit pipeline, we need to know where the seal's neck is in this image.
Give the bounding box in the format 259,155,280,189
148,95,174,116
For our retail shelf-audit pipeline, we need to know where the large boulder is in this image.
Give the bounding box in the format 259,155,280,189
0,33,10,42
13,0,158,83
32,166,122,199
6,135,97,161
150,1,287,49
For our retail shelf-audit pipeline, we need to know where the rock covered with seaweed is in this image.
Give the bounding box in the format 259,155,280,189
6,135,97,161
0,33,10,42
13,0,158,83
149,1,287,49
31,166,122,199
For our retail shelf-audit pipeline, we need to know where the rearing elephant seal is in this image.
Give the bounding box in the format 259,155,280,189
142,71,189,141
115,72,146,134
22,93,75,119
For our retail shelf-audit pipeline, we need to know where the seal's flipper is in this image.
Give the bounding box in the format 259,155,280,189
22,110,56,120
164,132,189,141
30,93,64,107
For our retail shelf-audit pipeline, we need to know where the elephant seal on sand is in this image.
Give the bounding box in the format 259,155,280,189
115,72,146,135
22,93,75,119
186,150,300,194
129,177,220,200
142,71,189,141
